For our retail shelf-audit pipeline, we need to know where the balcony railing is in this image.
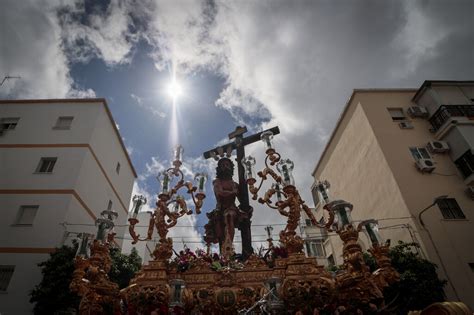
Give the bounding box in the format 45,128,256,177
429,105,474,132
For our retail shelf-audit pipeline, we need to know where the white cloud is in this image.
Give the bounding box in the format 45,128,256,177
60,0,138,66
142,155,167,181
68,88,97,98
126,145,134,156
0,0,95,99
391,2,448,79
143,0,222,72
130,93,167,118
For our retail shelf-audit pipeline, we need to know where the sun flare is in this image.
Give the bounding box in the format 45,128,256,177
167,78,182,100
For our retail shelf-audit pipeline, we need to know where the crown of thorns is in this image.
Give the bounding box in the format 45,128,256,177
217,157,233,167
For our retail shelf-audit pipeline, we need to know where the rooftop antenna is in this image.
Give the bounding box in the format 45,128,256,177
0,75,21,87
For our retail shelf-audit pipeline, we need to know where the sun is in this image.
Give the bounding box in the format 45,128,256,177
167,78,183,100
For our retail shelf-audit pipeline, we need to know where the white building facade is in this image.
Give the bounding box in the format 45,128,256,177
0,99,136,314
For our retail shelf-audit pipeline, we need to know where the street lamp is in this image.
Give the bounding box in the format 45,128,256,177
416,194,460,301
418,195,448,227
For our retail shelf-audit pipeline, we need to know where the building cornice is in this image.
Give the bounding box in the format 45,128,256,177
0,98,137,178
0,247,56,254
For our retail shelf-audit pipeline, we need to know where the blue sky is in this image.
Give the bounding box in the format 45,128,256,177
1,0,473,253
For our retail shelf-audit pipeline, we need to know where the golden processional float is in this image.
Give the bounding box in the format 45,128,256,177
70,126,404,314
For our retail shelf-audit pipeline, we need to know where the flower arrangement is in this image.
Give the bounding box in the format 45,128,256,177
170,245,290,272
171,248,246,272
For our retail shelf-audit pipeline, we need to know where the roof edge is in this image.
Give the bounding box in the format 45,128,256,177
0,98,107,104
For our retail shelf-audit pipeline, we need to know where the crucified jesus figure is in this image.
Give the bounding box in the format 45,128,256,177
204,158,250,258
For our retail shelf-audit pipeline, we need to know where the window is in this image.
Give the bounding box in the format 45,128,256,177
455,149,474,179
53,116,73,129
437,198,465,220
311,184,321,208
319,217,328,238
1,117,19,130
116,162,121,174
388,108,406,121
0,266,15,292
306,240,325,257
107,200,113,210
399,121,414,129
35,157,57,173
305,219,313,226
327,254,335,267
409,147,431,160
14,205,39,225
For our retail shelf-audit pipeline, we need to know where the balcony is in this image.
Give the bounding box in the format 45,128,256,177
429,105,474,132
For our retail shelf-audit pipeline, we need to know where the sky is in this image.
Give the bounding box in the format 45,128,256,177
1,0,473,257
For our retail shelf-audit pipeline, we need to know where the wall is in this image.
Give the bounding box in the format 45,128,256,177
0,147,86,189
313,98,417,265
0,102,98,144
0,252,49,315
89,103,135,216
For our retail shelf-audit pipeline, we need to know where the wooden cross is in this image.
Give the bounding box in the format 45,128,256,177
203,125,280,257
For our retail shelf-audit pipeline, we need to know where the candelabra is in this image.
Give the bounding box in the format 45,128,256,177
314,182,399,292
242,130,399,312
70,209,120,314
128,145,207,260
242,131,334,254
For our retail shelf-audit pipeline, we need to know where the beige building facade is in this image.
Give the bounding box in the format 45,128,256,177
309,81,474,307
0,99,136,314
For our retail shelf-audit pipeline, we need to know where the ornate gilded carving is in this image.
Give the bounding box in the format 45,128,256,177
152,237,174,261
70,239,120,315
369,241,400,289
128,149,206,260
408,302,472,315
123,283,170,313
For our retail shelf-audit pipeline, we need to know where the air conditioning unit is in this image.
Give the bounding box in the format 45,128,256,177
416,158,436,173
466,186,474,200
407,106,429,118
399,121,414,129
427,141,450,153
